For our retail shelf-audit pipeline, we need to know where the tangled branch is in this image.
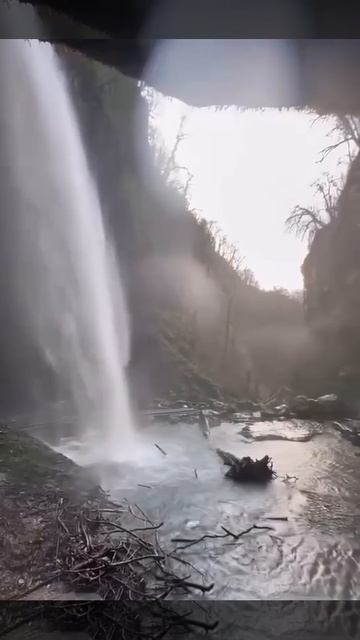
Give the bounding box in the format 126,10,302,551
12,498,213,603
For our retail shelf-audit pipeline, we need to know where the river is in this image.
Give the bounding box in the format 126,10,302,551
55,417,360,600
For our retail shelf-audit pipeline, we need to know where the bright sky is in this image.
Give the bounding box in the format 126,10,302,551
147,95,349,292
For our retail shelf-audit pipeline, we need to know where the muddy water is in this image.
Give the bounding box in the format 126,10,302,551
58,418,360,600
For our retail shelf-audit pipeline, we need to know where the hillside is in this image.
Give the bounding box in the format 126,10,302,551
301,149,360,404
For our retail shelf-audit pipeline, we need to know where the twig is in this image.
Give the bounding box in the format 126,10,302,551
57,513,70,535
279,474,298,483
134,502,155,526
154,443,167,456
66,554,165,573
80,516,92,551
168,552,206,578
88,519,153,550
137,484,153,489
165,578,214,593
130,522,163,532
172,523,274,550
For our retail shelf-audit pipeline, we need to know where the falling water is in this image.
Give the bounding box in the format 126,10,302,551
0,38,136,461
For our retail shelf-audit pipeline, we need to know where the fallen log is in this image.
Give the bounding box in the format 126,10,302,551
216,448,275,483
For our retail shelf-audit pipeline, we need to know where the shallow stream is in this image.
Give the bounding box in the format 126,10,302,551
56,418,360,599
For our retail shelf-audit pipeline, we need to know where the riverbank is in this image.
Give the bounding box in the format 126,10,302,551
0,426,211,601
147,388,358,426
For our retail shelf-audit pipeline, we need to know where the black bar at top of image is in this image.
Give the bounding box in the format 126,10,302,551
1,0,360,39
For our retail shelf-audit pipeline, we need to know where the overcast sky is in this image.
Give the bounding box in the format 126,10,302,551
148,95,349,292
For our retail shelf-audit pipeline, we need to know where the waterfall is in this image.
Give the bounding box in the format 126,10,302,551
0,38,136,462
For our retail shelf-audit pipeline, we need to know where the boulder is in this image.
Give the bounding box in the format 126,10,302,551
288,392,350,418
260,408,280,419
235,399,259,411
316,394,349,418
289,395,318,417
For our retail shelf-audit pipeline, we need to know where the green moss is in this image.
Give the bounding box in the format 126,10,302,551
0,426,88,488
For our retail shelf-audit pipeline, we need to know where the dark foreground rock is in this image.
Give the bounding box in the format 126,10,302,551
216,448,275,483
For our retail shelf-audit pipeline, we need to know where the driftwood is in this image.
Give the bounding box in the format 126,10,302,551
10,497,214,603
172,523,273,550
216,448,275,483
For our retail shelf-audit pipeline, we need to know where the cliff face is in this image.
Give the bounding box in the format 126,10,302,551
302,151,360,392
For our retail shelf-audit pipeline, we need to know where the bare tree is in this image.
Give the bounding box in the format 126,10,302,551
239,266,258,287
285,173,343,245
145,95,194,200
195,216,259,285
314,114,360,163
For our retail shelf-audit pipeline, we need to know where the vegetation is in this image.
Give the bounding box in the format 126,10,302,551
285,173,343,245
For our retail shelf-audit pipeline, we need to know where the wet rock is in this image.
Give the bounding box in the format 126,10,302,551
264,386,295,408
260,408,279,419
229,412,250,423
234,400,259,411
173,400,189,408
274,404,290,416
316,394,350,418
291,395,311,411
209,400,226,411
288,396,317,418
316,394,342,414
286,392,352,419
317,393,338,403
